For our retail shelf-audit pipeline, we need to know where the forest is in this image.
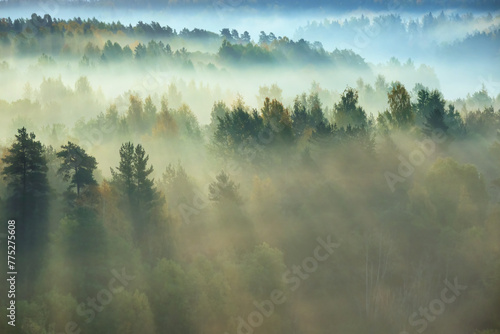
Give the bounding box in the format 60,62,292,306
0,7,500,334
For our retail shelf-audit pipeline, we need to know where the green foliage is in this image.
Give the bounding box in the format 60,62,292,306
16,291,78,334
113,142,136,199
171,104,202,140
423,106,449,136
37,53,55,66
243,243,286,298
218,39,274,64
261,97,293,144
209,100,230,133
307,92,326,128
257,84,283,105
134,144,156,207
52,205,109,297
102,40,128,62
75,76,92,95
106,290,156,334
153,95,178,137
415,89,444,124
425,157,488,230
149,259,194,334
387,82,414,129
57,142,98,196
3,81,500,334
127,95,145,134
217,37,368,68
143,95,157,130
213,105,264,158
209,170,242,204
466,86,494,110
291,94,310,138
1,127,50,293
112,142,158,211
74,104,120,142
465,106,500,138
162,162,194,208
333,87,367,129
111,142,164,259
2,127,49,197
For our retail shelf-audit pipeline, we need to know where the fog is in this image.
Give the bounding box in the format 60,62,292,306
1,6,499,99
0,3,500,334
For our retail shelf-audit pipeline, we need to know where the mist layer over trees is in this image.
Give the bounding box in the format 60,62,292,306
0,9,500,334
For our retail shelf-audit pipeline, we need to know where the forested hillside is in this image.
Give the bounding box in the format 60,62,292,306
0,10,500,334
1,79,500,334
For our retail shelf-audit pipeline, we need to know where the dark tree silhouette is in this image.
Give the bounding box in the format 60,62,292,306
112,142,159,247
423,107,449,136
333,87,367,129
57,142,97,196
291,94,309,138
1,127,50,295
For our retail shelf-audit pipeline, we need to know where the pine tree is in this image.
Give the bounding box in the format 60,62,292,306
127,95,144,133
112,142,159,246
112,142,136,200
209,170,242,204
291,94,309,138
144,95,157,131
135,144,156,207
57,142,97,196
308,92,325,128
1,127,50,295
2,127,49,201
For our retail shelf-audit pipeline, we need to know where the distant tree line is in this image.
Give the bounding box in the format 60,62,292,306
0,13,369,69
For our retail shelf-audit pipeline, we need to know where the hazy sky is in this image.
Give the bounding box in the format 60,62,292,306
2,0,500,10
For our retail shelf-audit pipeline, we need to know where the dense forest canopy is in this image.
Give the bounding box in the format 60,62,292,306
0,7,500,334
